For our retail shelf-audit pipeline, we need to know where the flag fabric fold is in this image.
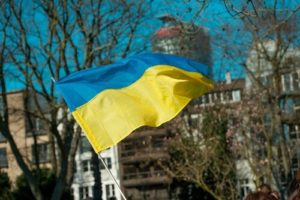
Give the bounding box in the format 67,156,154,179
56,53,213,153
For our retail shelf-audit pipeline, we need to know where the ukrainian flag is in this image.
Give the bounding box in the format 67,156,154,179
56,53,213,153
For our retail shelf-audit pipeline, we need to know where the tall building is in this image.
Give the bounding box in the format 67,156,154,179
152,15,212,76
0,90,51,183
245,40,300,197
118,15,212,200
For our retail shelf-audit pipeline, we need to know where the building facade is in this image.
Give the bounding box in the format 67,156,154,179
118,127,171,200
0,91,51,183
72,135,122,200
245,41,300,197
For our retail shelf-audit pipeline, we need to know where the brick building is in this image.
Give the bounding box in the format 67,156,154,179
0,90,51,183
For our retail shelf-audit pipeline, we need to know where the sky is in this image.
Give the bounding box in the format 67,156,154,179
4,0,300,92
150,0,247,81
4,0,246,94
150,0,300,81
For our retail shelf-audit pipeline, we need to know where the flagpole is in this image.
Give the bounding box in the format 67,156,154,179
98,153,127,200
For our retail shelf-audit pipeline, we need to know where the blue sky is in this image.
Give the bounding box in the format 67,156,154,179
149,0,247,81
4,0,300,92
150,0,300,81
4,0,246,94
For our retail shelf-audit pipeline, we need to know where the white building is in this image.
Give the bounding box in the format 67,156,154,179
72,135,122,200
243,40,300,198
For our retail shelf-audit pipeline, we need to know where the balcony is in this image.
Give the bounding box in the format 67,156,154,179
281,111,300,123
122,170,170,187
121,147,169,163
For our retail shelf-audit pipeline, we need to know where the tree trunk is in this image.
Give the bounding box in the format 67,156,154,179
92,149,102,200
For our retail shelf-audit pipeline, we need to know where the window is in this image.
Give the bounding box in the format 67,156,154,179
99,157,112,170
82,160,91,172
0,131,6,142
260,74,273,87
232,90,241,102
73,161,77,173
80,136,91,153
282,73,291,92
189,114,200,129
224,91,233,101
291,157,299,170
32,143,49,163
282,98,294,113
79,186,90,200
123,165,137,180
0,148,8,167
156,39,179,54
203,94,209,104
292,72,300,91
238,179,251,200
105,184,115,200
291,152,300,178
26,116,47,136
122,140,133,151
152,135,165,148
0,96,4,116
289,124,299,139
210,93,216,102
294,98,300,114
215,92,221,102
35,118,41,132
0,99,6,142
263,113,272,126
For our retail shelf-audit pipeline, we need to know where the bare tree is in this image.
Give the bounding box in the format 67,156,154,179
156,0,300,198
221,2,300,196
159,104,238,200
0,0,151,199
209,0,300,197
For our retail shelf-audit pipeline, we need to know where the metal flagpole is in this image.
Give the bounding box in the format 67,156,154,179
98,153,127,200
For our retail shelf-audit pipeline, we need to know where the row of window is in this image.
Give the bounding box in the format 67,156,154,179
0,142,50,169
0,118,48,143
80,157,112,173
78,184,115,200
121,135,166,153
196,89,241,105
259,71,300,92
154,38,182,55
1,141,114,170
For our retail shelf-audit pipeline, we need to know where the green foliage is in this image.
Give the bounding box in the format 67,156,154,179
170,179,215,200
12,168,73,200
0,171,12,199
